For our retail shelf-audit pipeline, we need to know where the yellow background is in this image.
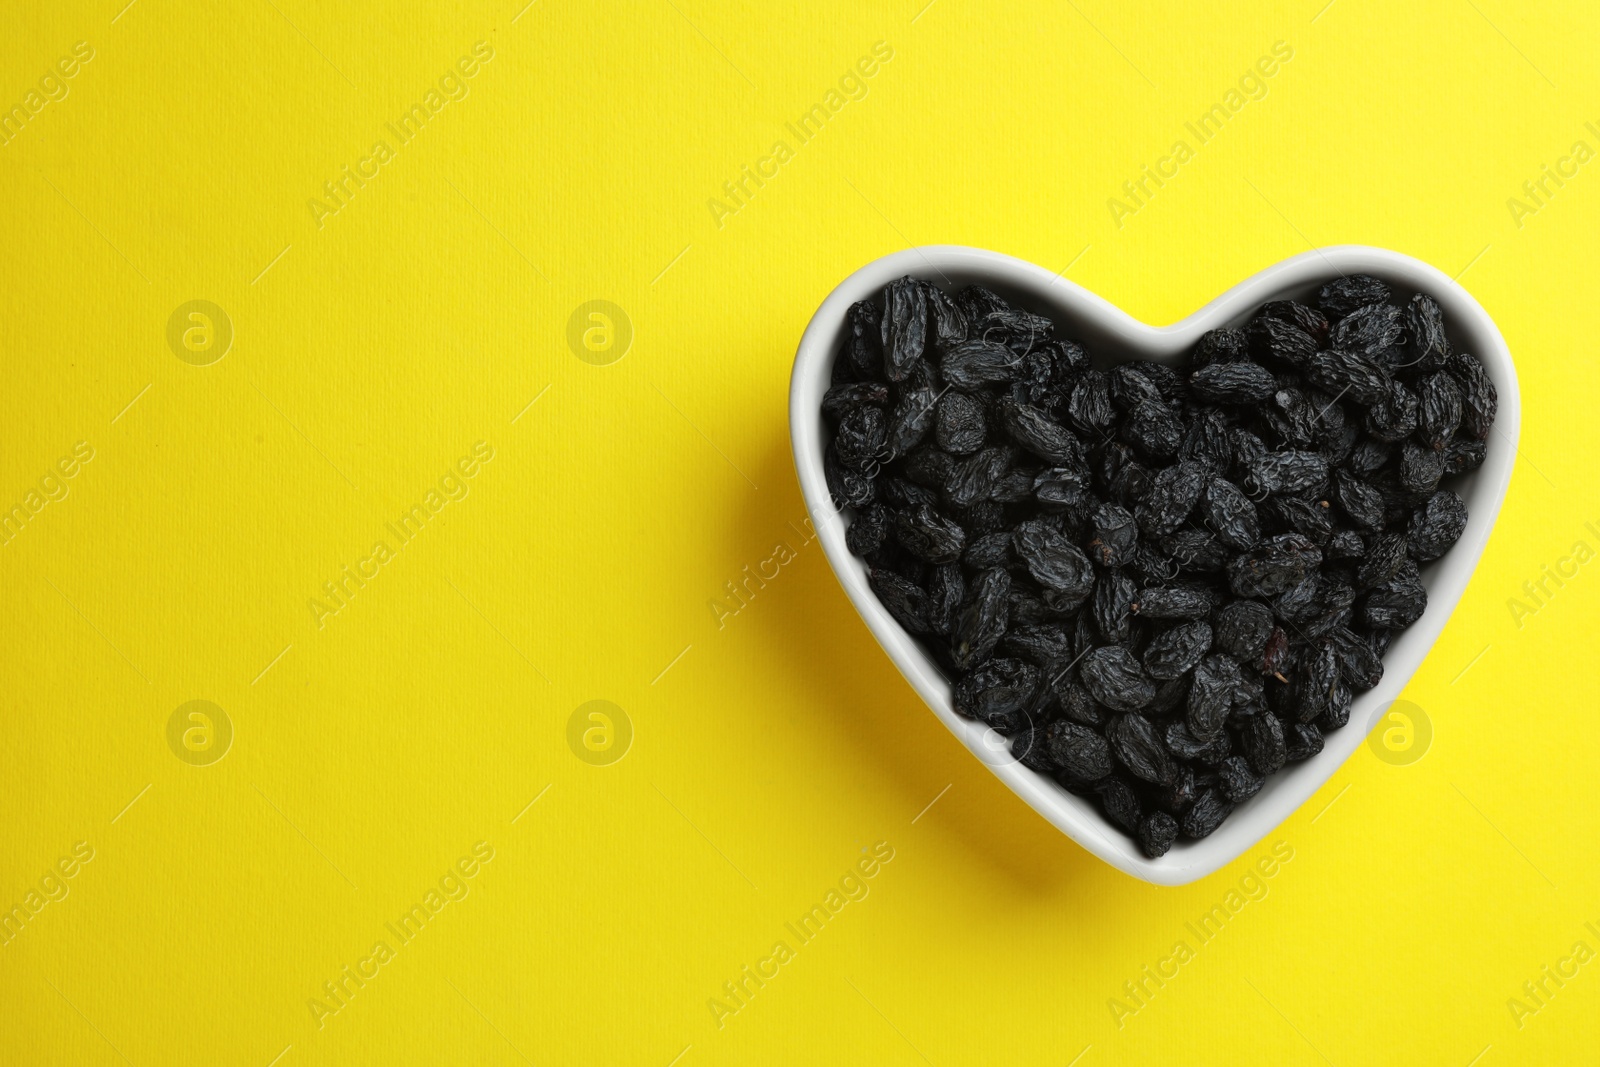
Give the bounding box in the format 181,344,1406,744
3,1,1597,1063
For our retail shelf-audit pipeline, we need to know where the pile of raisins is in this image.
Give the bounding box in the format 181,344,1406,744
823,273,1495,857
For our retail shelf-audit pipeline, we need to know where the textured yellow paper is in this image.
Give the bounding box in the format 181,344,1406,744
2,2,1597,1064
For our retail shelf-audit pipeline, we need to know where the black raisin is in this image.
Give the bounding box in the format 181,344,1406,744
1187,654,1239,741
1318,274,1391,319
1122,398,1184,460
1260,300,1330,344
1180,789,1234,838
926,563,964,635
1284,721,1324,761
1367,382,1420,443
1108,712,1174,785
1080,646,1155,711
880,277,929,382
1001,398,1084,466
835,405,888,470
1091,571,1138,643
1066,370,1116,436
1193,327,1248,366
1135,585,1213,620
841,300,884,381
869,569,929,633
1241,710,1287,775
935,392,987,455
1417,372,1463,449
1409,489,1468,561
822,381,890,421
1306,349,1392,404
1135,460,1208,536
1228,534,1322,598
951,567,1011,670
1015,518,1096,607
1219,755,1264,801
847,503,893,557
1086,503,1139,568
1190,362,1278,404
1398,441,1443,495
954,657,1040,725
1143,621,1213,680
1249,317,1318,366
1241,450,1329,498
1203,483,1260,556
1044,720,1114,781
942,340,1020,389
895,503,966,564
1447,352,1497,440
1403,293,1450,370
1138,811,1180,858
1330,302,1404,357
1095,775,1144,833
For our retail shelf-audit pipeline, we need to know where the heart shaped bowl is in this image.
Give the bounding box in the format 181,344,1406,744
790,244,1519,885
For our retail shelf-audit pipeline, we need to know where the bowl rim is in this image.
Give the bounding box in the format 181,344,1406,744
789,243,1520,886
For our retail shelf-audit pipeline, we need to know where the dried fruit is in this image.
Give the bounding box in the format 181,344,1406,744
869,569,929,633
1249,317,1318,366
1143,621,1213,680
1362,561,1427,629
1227,534,1322,598
1091,571,1138,643
1135,585,1212,620
1284,721,1325,761
951,567,1010,670
1447,352,1497,440
823,381,890,421
1307,349,1391,404
1190,362,1278,404
1357,532,1409,588
1186,654,1238,742
1241,710,1287,776
1135,460,1208,536
841,300,884,381
1181,789,1234,839
880,277,929,382
1417,372,1463,449
1214,600,1274,662
942,340,1019,389
1331,302,1404,357
1086,503,1139,568
833,274,1488,852
1108,712,1174,785
1260,300,1329,344
953,657,1039,724
895,504,965,564
1409,489,1468,561
1219,755,1264,801
1002,398,1084,466
1139,811,1180,858
1318,274,1391,319
1015,518,1095,608
1123,398,1183,460
1404,293,1450,369
1095,775,1144,833
1367,382,1420,443
934,392,986,455
1241,450,1329,498
1045,720,1113,781
1080,646,1156,711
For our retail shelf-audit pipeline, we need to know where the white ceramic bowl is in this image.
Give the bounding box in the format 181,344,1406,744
790,244,1519,885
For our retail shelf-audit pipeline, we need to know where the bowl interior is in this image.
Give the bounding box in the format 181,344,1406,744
791,245,1517,884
